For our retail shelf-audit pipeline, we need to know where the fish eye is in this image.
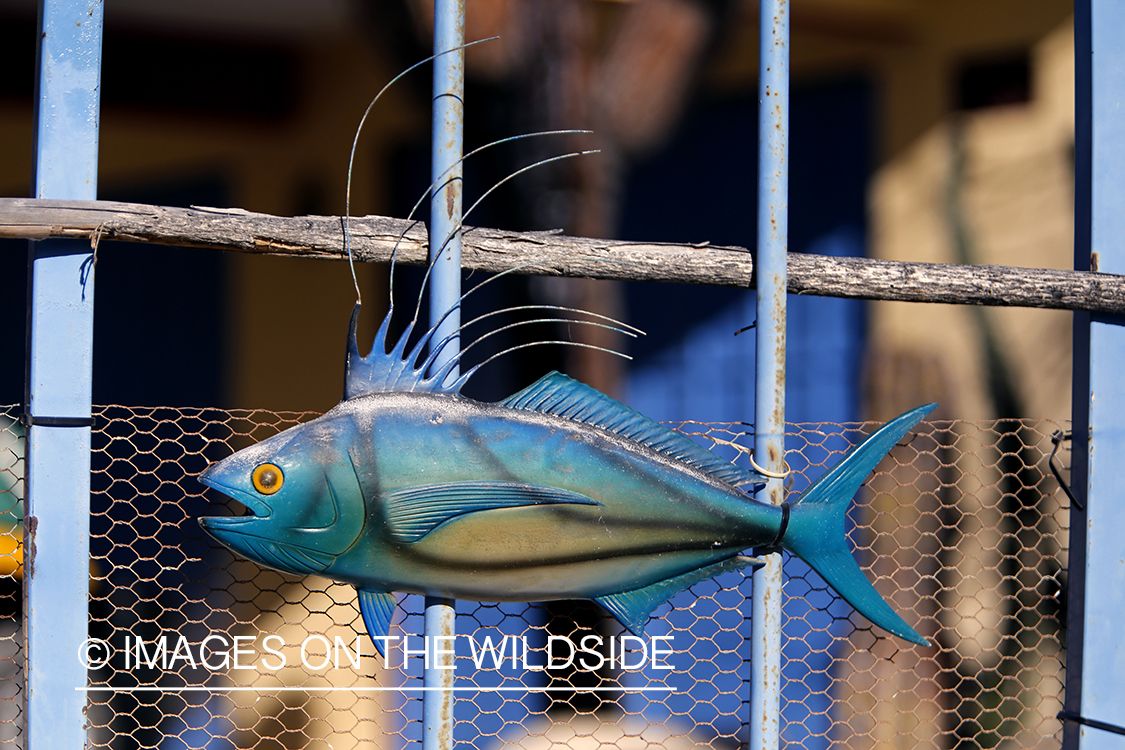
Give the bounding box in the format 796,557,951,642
251,463,284,495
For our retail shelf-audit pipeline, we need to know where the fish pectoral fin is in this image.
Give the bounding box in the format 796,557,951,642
382,481,601,544
358,589,398,658
595,555,760,637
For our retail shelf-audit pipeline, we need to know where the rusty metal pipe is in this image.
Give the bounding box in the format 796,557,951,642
423,1,465,749
750,0,789,748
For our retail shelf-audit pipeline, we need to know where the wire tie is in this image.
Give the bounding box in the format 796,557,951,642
750,501,791,557
21,413,95,428
748,451,791,479
770,501,790,546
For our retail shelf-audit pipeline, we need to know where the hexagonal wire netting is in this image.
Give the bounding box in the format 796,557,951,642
0,404,1069,749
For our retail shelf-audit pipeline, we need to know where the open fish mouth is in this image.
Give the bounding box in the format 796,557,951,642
195,472,336,575
197,471,273,521
197,513,258,530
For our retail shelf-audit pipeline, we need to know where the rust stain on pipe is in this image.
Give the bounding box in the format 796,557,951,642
24,515,37,579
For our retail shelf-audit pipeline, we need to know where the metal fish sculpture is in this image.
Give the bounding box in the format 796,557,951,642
198,299,935,651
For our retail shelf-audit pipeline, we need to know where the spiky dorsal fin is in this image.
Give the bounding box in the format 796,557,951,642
344,303,467,400
501,372,765,488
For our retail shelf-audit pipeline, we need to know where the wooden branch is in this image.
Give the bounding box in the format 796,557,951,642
1,197,1119,313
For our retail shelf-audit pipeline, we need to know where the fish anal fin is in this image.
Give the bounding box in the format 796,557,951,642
596,555,762,636
358,589,397,657
502,372,763,488
383,481,601,544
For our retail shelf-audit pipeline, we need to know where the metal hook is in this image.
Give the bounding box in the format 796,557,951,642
1048,429,1081,511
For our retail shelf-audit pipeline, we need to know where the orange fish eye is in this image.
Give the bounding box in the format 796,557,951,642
251,463,284,495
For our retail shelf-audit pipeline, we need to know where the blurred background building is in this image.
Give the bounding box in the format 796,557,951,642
0,0,1076,422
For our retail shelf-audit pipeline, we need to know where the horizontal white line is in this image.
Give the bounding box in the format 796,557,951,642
76,686,675,694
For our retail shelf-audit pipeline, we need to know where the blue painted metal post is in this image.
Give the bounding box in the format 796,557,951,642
24,0,103,747
424,2,464,749
750,1,789,748
1065,2,1125,748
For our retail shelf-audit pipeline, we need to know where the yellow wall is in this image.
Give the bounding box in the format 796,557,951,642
708,0,1074,420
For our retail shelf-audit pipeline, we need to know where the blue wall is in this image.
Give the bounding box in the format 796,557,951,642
620,78,872,426
617,78,873,747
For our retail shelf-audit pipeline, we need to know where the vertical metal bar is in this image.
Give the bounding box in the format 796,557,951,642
24,0,103,747
424,2,464,749
1066,2,1125,748
749,1,789,749
1063,7,1091,749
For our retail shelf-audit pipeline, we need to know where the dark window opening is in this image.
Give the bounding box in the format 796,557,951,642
956,53,1032,110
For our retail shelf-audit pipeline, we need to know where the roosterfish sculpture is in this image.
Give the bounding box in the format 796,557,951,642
198,295,934,653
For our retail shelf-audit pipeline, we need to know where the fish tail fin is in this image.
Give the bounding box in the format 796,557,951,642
781,403,937,647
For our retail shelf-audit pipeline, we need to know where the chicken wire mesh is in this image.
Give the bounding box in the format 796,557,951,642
0,404,1069,749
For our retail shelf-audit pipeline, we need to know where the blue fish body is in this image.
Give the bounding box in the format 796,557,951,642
200,305,935,649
